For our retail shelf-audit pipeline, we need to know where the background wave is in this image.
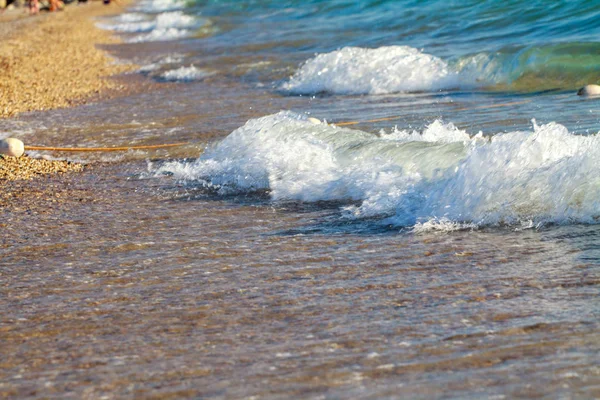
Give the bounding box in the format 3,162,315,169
189,0,600,93
282,43,600,95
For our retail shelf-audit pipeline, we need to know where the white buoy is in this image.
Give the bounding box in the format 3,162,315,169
0,138,25,158
577,84,600,96
307,117,321,125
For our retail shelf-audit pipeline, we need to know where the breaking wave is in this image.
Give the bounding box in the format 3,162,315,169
281,46,465,95
282,43,600,95
155,111,600,230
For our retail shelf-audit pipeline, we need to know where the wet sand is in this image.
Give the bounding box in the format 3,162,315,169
1,161,599,399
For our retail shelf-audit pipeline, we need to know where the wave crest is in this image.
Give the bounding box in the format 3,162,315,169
281,46,463,95
155,112,600,229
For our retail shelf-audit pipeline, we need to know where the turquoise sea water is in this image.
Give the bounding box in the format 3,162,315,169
185,0,600,91
92,0,600,92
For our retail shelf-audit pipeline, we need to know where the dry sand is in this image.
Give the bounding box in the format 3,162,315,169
0,1,134,182
0,1,134,119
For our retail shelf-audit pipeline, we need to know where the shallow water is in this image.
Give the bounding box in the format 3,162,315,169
1,163,599,398
1,0,600,398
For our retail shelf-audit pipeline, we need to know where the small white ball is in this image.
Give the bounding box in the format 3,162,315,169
577,84,600,96
307,117,321,125
0,138,25,158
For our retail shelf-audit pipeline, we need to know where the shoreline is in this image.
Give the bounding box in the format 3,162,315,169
0,0,136,182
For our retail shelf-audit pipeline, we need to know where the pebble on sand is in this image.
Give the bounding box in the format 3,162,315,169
0,138,25,158
577,84,600,96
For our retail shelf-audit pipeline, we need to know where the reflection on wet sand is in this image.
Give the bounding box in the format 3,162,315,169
1,164,598,398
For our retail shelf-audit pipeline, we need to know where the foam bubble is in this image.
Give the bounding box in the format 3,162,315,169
282,46,466,95
155,112,600,229
160,65,214,81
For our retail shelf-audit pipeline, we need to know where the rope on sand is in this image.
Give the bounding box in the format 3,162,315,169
24,142,189,152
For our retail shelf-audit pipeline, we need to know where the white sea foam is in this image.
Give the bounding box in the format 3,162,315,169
155,111,600,229
97,20,153,33
153,11,196,29
98,10,202,43
160,65,214,81
98,11,195,33
138,54,185,72
381,120,476,144
113,13,147,23
282,46,473,95
131,0,185,12
157,54,185,64
413,120,600,228
128,27,191,43
412,218,477,233
138,63,161,72
96,16,152,33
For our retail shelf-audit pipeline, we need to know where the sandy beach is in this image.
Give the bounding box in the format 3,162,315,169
0,1,134,119
0,1,136,183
